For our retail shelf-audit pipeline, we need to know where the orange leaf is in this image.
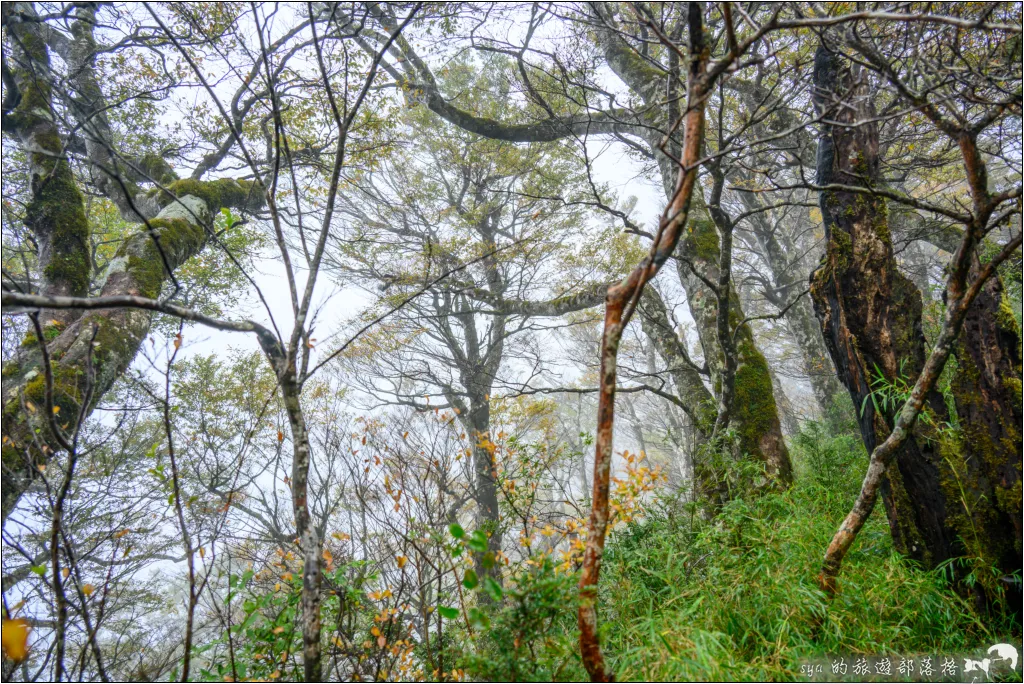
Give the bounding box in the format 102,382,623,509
277,431,284,442
1,618,30,662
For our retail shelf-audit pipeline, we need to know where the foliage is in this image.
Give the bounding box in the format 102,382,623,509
434,424,1019,682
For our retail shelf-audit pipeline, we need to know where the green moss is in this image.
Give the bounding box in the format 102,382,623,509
27,154,92,297
732,332,780,461
153,178,262,215
996,293,1021,336
138,152,179,184
21,363,86,419
830,224,852,275
682,218,720,261
119,217,206,298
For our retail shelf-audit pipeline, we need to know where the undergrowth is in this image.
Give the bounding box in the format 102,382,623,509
459,421,1021,682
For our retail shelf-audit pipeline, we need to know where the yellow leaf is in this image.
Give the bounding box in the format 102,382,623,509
114,529,131,539
61,568,69,579
52,406,60,415
1,618,31,662
198,547,205,559
371,626,382,637
25,401,36,414
274,582,282,592
396,556,407,569
173,333,182,349
82,584,95,596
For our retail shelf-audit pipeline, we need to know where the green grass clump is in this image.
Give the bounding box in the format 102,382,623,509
462,422,1020,682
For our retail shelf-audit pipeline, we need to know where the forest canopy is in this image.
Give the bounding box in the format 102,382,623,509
1,2,1021,682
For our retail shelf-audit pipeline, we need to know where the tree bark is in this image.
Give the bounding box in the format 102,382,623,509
2,185,262,523
810,44,1022,599
810,44,958,569
947,258,1023,604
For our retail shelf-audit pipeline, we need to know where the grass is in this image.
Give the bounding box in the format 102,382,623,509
461,421,1021,682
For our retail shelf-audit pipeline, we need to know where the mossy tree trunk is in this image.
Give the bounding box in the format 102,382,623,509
2,3,91,326
2,186,261,522
677,213,793,485
810,45,1022,599
810,44,958,569
947,259,1022,602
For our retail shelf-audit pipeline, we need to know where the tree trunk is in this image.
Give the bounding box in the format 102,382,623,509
677,214,793,485
464,393,503,584
2,186,262,522
947,259,1023,605
810,45,1022,597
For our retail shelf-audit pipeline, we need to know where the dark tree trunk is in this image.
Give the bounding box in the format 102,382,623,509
947,259,1023,603
809,45,1023,602
464,393,503,585
809,44,957,567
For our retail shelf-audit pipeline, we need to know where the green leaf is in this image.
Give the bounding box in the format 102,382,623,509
468,530,489,553
462,568,478,590
437,605,460,620
30,565,46,576
483,577,503,602
449,523,466,539
467,607,490,630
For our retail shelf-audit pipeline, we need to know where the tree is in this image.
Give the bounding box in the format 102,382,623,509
809,8,1021,603
329,62,619,581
